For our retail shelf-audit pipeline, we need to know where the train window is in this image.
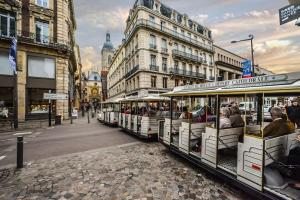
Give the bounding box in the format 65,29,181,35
244,94,263,138
114,103,120,112
262,95,300,199
217,95,245,174
189,96,207,157
171,96,189,147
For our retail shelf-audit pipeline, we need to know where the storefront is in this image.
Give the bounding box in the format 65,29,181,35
26,55,56,119
0,50,15,128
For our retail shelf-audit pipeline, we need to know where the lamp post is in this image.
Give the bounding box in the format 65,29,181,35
231,34,255,76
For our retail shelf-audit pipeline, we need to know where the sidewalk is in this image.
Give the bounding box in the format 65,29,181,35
0,142,247,200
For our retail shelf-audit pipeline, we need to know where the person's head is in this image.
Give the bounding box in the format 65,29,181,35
292,98,298,107
230,106,241,115
220,107,230,118
270,107,283,120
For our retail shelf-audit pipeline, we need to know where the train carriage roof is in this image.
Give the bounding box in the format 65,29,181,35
161,72,300,97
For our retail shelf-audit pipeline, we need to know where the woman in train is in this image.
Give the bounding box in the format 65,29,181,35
219,107,231,129
229,106,245,128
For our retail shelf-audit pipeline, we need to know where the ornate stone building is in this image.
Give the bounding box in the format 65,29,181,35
0,0,80,130
101,32,114,101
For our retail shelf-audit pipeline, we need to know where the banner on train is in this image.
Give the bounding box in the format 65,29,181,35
242,60,252,78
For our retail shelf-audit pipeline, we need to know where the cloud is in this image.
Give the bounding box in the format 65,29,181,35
191,14,209,24
80,46,101,72
211,9,300,73
78,7,129,31
223,12,235,19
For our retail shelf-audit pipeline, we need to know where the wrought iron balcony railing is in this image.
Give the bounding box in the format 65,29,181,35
126,19,214,52
149,44,157,50
172,49,203,63
1,30,71,50
149,65,159,71
169,68,205,79
125,65,139,79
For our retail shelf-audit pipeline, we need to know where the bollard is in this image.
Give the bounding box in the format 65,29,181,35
17,136,23,169
88,110,90,123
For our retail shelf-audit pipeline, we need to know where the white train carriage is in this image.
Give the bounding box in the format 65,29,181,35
99,98,122,127
160,72,300,200
120,95,170,139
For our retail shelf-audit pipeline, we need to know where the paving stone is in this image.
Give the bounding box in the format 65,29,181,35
0,142,248,200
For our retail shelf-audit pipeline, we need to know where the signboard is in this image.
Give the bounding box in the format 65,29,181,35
43,93,68,100
279,4,300,25
242,60,252,78
173,73,300,92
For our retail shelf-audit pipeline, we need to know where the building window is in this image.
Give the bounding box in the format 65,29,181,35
36,0,49,8
35,20,49,43
174,61,179,71
173,43,178,50
175,79,179,87
151,76,156,88
203,67,207,78
182,63,186,74
28,56,55,79
163,77,168,89
209,69,213,77
181,45,186,53
0,51,13,75
0,11,16,37
150,55,156,66
149,15,155,23
149,34,156,49
161,38,167,51
196,66,199,75
162,57,167,72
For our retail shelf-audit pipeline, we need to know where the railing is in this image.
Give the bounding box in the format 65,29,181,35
172,49,203,63
125,65,139,79
7,30,71,50
126,19,214,52
149,44,157,49
169,68,205,79
161,48,168,53
162,65,168,72
149,65,159,71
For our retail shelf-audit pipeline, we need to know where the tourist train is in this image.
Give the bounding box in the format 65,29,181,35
100,72,300,200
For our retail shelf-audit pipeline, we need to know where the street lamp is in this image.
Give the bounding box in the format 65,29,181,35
231,34,255,76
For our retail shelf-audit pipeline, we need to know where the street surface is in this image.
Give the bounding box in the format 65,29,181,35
0,117,248,200
0,117,137,167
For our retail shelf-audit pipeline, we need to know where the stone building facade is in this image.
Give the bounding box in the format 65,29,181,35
0,0,80,130
108,0,215,99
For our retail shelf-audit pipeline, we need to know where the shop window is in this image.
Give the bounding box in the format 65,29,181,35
27,88,56,117
28,56,55,79
0,87,13,119
0,51,13,75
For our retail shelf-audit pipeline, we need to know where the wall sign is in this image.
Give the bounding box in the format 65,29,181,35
279,3,300,25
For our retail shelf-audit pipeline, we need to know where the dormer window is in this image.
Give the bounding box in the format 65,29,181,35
36,0,49,8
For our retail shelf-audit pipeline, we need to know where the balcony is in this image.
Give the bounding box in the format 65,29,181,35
125,65,139,79
126,19,214,53
149,65,159,72
149,44,157,50
161,48,168,54
169,68,205,79
172,49,203,64
10,30,71,51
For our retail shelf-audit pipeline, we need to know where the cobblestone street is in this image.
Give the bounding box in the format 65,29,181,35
0,142,248,200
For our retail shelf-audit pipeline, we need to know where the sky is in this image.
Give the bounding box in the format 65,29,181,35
74,0,300,74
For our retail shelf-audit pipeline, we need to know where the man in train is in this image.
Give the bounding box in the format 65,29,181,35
263,107,290,138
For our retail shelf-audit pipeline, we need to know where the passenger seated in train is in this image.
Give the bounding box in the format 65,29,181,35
229,106,245,128
281,108,295,133
286,98,300,128
179,106,189,119
263,107,290,138
196,106,212,123
219,107,231,129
